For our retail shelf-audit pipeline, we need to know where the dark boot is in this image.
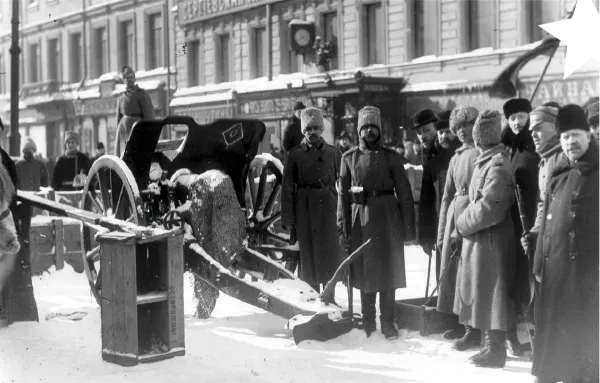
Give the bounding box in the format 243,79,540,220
506,324,524,356
443,322,466,340
453,325,481,351
380,290,398,340
361,291,376,337
471,330,507,368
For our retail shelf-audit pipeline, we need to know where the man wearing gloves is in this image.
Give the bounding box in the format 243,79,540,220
532,104,598,383
454,110,517,368
337,106,415,340
435,105,481,346
281,107,344,295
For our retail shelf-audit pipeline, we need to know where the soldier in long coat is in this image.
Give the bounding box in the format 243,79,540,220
532,105,599,383
435,106,480,346
281,107,344,293
337,106,415,340
500,97,540,354
454,110,517,368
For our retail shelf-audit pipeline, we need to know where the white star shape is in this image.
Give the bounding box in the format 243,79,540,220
540,0,600,79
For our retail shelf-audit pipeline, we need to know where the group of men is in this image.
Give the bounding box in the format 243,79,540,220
280,96,599,383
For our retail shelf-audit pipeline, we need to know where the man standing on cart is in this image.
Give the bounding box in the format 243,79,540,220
281,107,344,296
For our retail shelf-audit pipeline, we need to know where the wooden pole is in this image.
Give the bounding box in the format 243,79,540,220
7,0,21,156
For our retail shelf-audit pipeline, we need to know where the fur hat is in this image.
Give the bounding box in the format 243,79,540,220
587,102,599,126
22,137,37,153
357,106,382,132
557,104,589,133
300,107,324,133
433,110,452,131
64,131,79,145
503,98,532,119
121,65,135,79
529,106,558,129
449,106,479,135
473,110,503,146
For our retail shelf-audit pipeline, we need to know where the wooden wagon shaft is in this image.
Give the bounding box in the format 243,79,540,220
186,241,336,320
16,190,154,237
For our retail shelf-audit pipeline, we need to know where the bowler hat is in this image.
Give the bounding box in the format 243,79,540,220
411,109,438,130
433,110,452,131
97,142,105,150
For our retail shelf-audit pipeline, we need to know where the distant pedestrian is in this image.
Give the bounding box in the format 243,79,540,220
115,65,155,156
15,138,48,192
335,130,353,155
51,131,90,191
282,101,306,155
91,142,106,163
586,100,599,143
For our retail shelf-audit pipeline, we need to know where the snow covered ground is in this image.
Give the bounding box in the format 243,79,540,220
0,246,534,383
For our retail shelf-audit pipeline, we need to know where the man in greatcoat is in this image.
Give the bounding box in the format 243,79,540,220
282,101,306,156
435,105,481,345
532,104,599,383
412,109,461,281
51,131,90,192
15,138,49,192
115,65,155,156
500,97,540,355
454,110,517,368
281,107,344,295
337,106,416,340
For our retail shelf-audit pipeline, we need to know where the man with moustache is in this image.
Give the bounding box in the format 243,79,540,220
412,109,461,281
436,106,481,344
532,104,598,383
281,107,344,295
500,98,540,356
337,106,415,339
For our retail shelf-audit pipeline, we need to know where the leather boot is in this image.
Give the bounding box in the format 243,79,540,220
506,324,524,356
361,291,376,337
470,330,507,368
379,290,399,340
452,324,482,351
443,321,466,340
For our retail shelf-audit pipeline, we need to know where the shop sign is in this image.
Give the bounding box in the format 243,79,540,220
177,105,234,124
520,77,599,106
363,84,392,93
179,0,283,24
238,96,310,117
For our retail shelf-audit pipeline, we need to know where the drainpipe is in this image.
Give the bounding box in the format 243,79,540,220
266,4,272,81
8,0,21,156
164,0,171,119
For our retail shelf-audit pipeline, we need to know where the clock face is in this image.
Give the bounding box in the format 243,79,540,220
294,29,311,47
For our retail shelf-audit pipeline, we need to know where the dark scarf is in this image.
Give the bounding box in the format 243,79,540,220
501,122,536,153
537,135,562,160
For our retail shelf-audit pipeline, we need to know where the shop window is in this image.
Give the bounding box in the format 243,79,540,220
70,32,83,82
321,11,338,70
187,40,202,87
119,20,135,68
365,2,384,65
466,0,494,50
28,42,41,83
147,13,163,69
252,27,268,78
216,34,230,83
93,27,108,78
413,0,438,58
47,37,60,81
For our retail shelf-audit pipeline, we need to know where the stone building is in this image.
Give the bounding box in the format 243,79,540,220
0,0,177,158
171,0,598,149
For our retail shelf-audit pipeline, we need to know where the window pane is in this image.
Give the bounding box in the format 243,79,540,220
322,12,338,69
530,0,561,41
254,27,266,78
188,40,200,86
48,38,59,81
120,21,135,68
366,3,383,65
469,0,493,49
71,33,82,82
30,43,40,83
149,14,163,69
95,27,107,77
219,35,230,82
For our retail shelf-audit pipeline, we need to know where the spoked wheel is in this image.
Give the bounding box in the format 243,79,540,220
80,155,146,305
245,154,299,275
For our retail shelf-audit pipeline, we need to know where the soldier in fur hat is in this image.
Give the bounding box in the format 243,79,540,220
454,110,517,368
281,107,344,295
337,106,415,339
51,131,90,191
436,106,481,344
532,104,599,383
115,65,155,156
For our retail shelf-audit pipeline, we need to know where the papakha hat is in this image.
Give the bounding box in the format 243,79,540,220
357,106,382,132
300,107,324,133
473,110,503,146
449,106,479,136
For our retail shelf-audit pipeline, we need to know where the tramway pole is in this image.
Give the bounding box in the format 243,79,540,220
8,0,21,156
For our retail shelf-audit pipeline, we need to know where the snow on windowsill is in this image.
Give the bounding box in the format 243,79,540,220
112,80,165,96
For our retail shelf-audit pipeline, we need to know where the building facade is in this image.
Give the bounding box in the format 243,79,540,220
0,0,178,159
171,0,599,149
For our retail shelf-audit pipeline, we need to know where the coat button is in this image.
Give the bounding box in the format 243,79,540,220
547,213,552,220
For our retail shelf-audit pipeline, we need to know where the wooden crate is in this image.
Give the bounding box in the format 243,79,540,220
395,296,462,337
97,230,185,366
